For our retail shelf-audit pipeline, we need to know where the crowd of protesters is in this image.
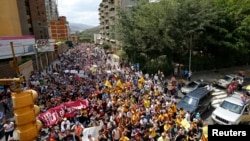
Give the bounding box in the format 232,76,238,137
1,43,208,141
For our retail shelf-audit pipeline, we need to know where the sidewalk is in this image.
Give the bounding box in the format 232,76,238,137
189,65,250,82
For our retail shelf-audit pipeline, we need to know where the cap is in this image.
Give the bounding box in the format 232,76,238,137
63,118,67,121
161,132,166,136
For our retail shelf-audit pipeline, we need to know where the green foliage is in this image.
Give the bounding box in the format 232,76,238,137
77,26,99,43
116,0,250,74
101,42,111,50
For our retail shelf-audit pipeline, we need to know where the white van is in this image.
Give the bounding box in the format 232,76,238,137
211,92,250,125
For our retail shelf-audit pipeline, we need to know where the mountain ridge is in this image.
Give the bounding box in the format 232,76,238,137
69,23,95,32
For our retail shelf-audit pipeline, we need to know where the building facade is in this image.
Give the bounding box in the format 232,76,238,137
45,0,59,22
0,0,30,36
49,16,70,41
0,0,59,40
98,0,135,48
29,0,50,39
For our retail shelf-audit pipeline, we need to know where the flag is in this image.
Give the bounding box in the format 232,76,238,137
116,79,124,89
105,80,112,88
138,77,145,84
138,83,143,89
202,125,208,139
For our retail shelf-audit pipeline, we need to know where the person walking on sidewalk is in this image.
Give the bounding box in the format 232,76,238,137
3,120,15,141
188,70,192,81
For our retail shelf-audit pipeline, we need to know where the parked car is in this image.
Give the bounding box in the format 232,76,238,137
211,92,250,125
177,88,212,118
181,79,210,95
216,74,243,89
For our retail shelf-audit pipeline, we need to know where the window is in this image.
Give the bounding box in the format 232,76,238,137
182,96,198,106
220,101,243,114
187,82,198,88
224,76,233,82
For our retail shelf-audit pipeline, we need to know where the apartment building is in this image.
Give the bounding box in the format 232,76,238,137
0,0,31,36
98,0,135,47
0,0,58,40
29,0,49,39
49,16,70,41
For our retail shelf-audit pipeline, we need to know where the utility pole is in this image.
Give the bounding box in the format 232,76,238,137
10,42,20,76
189,35,192,71
34,44,39,71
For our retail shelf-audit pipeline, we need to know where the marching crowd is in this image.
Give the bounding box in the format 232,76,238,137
26,43,208,141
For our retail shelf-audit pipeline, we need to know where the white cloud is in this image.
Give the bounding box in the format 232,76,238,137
58,0,102,26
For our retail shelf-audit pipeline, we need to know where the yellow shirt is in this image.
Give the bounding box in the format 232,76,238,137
163,113,169,121
164,124,170,132
150,127,156,138
172,104,177,113
131,113,139,124
120,136,130,141
175,117,182,127
157,114,164,121
144,100,150,108
154,90,159,96
179,109,185,117
168,108,173,117
192,122,197,129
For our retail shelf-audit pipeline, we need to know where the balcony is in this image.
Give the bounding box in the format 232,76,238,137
109,5,115,11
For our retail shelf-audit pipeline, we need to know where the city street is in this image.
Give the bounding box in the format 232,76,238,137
1,52,250,141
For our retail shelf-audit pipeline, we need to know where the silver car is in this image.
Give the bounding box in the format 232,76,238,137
181,79,210,94
216,74,243,88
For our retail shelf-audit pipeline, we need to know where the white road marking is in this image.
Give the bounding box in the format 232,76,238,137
211,88,227,108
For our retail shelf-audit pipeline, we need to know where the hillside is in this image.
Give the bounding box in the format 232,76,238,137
69,23,94,32
84,26,100,33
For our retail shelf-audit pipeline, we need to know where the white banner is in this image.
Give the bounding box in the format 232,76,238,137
0,36,35,59
82,121,103,140
36,39,55,52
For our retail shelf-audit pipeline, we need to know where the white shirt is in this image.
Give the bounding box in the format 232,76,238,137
185,113,191,122
61,120,71,132
4,122,14,132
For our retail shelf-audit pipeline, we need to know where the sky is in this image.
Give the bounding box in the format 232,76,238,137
58,0,102,26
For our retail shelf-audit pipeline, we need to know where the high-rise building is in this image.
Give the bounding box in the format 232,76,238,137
45,0,59,22
29,0,49,39
0,0,32,36
98,0,135,48
0,0,59,39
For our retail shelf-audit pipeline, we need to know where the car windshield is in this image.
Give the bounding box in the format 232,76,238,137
223,76,233,82
187,82,198,88
220,100,243,114
182,95,198,106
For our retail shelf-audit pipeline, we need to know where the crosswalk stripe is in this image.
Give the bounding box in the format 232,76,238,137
212,91,226,96
213,94,227,99
211,88,228,108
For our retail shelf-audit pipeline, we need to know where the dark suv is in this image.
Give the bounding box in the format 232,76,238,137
177,88,212,118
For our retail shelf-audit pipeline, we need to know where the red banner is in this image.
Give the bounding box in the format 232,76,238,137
38,99,89,127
